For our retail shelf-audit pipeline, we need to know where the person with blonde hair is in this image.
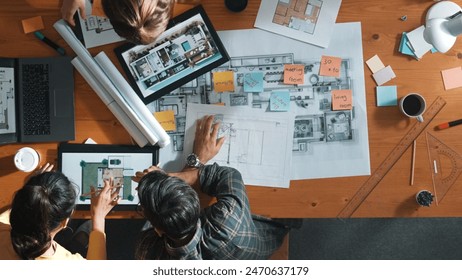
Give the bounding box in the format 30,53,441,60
61,0,175,45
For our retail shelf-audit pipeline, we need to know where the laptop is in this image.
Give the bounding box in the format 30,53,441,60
0,56,75,144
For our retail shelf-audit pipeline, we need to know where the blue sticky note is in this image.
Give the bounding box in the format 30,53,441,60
399,33,417,58
270,91,290,111
376,85,398,106
243,72,264,92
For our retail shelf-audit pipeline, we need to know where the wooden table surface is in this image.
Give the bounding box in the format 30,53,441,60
1,0,462,219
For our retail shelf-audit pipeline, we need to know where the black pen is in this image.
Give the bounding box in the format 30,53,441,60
34,31,66,56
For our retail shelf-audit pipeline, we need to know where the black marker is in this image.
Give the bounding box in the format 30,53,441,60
436,118,462,130
34,31,66,56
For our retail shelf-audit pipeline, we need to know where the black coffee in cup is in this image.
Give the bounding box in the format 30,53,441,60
402,95,422,116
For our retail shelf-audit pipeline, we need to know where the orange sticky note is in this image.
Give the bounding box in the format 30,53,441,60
22,16,44,34
213,71,234,92
283,64,304,84
332,89,353,110
154,110,176,131
319,55,342,77
91,0,106,17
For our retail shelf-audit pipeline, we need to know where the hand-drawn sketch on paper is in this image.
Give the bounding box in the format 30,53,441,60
183,103,294,188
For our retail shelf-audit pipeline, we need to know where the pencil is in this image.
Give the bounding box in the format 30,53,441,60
410,140,416,186
436,118,462,130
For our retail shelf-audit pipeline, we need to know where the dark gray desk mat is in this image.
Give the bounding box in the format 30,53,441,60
289,218,462,260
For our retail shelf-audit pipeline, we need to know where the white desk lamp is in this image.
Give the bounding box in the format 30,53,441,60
424,1,462,53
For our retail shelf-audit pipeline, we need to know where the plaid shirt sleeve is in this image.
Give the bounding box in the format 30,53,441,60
199,163,286,259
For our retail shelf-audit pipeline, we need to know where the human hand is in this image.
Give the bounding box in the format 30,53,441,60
90,178,120,232
132,165,163,183
34,162,54,175
61,0,86,26
193,115,225,164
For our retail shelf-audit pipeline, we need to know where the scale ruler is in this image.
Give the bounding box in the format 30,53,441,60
337,96,446,218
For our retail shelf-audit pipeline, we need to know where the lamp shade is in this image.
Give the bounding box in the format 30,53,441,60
424,1,462,53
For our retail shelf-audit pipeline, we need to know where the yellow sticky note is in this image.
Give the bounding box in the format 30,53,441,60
319,55,342,77
22,16,44,34
213,71,234,92
154,110,176,131
283,64,304,84
332,90,353,110
91,0,106,17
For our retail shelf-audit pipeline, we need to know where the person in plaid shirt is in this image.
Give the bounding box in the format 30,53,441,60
132,115,300,259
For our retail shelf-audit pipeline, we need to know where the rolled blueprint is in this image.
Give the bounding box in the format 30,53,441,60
72,57,149,147
94,52,170,148
53,19,169,147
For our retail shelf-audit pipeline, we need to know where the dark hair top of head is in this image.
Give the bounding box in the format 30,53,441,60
137,171,200,240
9,172,77,259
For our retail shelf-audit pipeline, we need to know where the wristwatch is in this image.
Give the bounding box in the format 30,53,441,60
186,153,204,168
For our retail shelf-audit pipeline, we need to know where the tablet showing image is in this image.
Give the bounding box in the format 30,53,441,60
114,5,230,104
58,143,159,210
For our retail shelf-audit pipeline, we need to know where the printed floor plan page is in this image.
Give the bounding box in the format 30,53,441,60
152,23,370,183
0,67,16,136
184,103,294,188
255,0,342,48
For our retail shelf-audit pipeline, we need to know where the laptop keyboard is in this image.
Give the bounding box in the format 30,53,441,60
21,64,51,135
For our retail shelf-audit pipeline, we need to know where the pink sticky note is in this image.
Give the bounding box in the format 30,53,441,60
319,55,342,77
332,89,353,110
441,67,462,90
284,64,304,84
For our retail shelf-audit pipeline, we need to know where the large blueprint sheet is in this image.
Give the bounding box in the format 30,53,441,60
156,23,370,184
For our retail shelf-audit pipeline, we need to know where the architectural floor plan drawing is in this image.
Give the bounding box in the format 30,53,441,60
61,151,153,205
126,19,220,94
153,23,370,184
75,0,124,48
0,67,16,135
150,53,352,151
79,156,135,202
255,0,341,48
184,103,294,188
117,11,226,100
272,0,322,35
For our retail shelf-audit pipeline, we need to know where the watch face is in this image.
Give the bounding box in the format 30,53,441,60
187,154,198,166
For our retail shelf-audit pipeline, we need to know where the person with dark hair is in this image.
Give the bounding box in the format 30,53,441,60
0,164,119,260
61,0,175,45
132,115,300,259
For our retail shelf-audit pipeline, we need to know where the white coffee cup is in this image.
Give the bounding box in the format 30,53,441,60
399,93,426,122
14,147,40,172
